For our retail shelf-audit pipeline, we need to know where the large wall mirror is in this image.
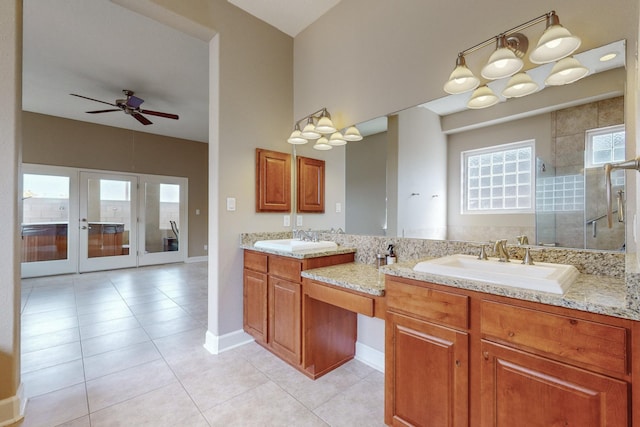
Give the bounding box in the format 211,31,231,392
345,40,627,251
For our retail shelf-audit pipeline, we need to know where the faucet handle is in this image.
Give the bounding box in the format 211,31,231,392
478,244,489,260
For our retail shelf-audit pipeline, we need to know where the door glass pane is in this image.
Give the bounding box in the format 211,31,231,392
144,183,180,253
22,174,69,262
87,178,131,258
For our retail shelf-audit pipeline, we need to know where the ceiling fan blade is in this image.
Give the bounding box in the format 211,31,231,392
126,95,144,109
140,109,179,120
132,113,152,125
86,109,121,114
70,93,117,107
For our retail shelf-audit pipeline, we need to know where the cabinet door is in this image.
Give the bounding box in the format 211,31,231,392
269,277,302,365
385,312,468,427
480,340,628,427
243,269,268,344
297,156,325,213
255,148,291,212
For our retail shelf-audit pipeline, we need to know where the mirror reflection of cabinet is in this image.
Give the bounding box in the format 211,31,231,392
256,148,291,212
297,156,325,213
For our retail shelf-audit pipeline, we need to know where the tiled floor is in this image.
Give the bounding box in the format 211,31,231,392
14,262,385,427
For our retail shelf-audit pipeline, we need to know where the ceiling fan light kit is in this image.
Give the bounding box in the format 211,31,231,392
70,89,179,125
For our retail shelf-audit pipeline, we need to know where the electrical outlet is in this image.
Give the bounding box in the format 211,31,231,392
196,209,200,215
226,197,236,211
336,202,342,213
204,245,208,251
296,215,303,226
284,215,290,226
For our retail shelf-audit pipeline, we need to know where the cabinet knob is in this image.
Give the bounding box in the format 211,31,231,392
455,360,462,367
508,331,515,337
483,351,489,360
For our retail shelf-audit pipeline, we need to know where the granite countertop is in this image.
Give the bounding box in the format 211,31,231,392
241,243,357,259
301,259,640,321
301,263,385,296
383,260,640,321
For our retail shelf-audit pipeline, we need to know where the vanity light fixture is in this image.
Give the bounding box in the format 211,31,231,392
443,10,584,108
599,52,617,62
287,107,363,148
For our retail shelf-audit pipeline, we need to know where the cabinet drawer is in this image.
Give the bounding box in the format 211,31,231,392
269,256,302,282
386,279,469,330
304,279,374,317
481,300,628,374
244,250,267,272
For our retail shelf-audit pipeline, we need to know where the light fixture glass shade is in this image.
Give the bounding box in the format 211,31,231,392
467,85,499,109
315,116,336,134
328,132,347,146
301,117,321,139
544,57,589,86
313,136,332,150
481,36,524,80
343,126,363,141
444,55,480,94
529,13,581,64
287,129,308,144
502,72,539,98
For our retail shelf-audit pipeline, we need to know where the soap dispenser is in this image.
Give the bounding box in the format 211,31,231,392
386,244,396,265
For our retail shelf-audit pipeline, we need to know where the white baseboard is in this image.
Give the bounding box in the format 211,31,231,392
0,383,26,427
186,256,208,263
355,342,385,373
203,329,254,354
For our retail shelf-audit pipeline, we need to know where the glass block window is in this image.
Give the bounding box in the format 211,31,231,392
586,125,625,168
462,140,534,214
536,174,584,212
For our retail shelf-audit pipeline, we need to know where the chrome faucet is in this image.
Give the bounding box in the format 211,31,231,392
516,235,529,245
493,239,510,262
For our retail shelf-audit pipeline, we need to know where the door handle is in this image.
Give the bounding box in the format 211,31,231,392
81,225,92,230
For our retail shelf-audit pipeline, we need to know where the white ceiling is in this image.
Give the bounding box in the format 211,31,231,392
22,0,338,144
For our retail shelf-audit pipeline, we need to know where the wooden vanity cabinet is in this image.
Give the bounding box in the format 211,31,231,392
243,249,354,374
385,279,469,427
385,276,636,427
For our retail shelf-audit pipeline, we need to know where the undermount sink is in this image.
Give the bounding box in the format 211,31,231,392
413,254,579,294
253,238,338,253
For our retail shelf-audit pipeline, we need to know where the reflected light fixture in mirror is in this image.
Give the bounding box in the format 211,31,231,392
502,72,539,98
443,10,584,109
467,85,499,109
286,107,363,150
313,136,332,150
545,57,589,85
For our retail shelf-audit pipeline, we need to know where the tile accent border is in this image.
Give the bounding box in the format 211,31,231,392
0,383,26,427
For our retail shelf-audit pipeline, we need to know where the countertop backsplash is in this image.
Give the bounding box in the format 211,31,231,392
240,232,626,278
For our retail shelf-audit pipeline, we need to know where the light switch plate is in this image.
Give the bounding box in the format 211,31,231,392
336,202,342,213
226,197,236,211
296,215,303,226
284,215,290,226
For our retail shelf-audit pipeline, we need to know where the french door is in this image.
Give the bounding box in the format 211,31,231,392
21,165,187,277
78,172,138,272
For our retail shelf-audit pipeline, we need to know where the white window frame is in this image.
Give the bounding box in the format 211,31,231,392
461,140,535,215
585,124,626,169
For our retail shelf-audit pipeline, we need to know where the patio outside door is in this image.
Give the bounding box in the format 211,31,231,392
78,172,138,272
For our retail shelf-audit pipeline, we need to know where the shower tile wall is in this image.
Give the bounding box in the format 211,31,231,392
550,96,624,249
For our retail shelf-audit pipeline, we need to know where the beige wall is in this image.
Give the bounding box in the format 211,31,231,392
22,112,208,258
0,0,22,420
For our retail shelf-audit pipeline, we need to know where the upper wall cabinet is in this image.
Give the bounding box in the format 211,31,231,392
297,156,325,213
256,148,291,212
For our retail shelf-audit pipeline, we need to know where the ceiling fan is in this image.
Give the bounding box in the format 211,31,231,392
70,89,179,125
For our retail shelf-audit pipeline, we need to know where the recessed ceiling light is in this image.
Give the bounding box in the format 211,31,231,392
599,52,617,62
